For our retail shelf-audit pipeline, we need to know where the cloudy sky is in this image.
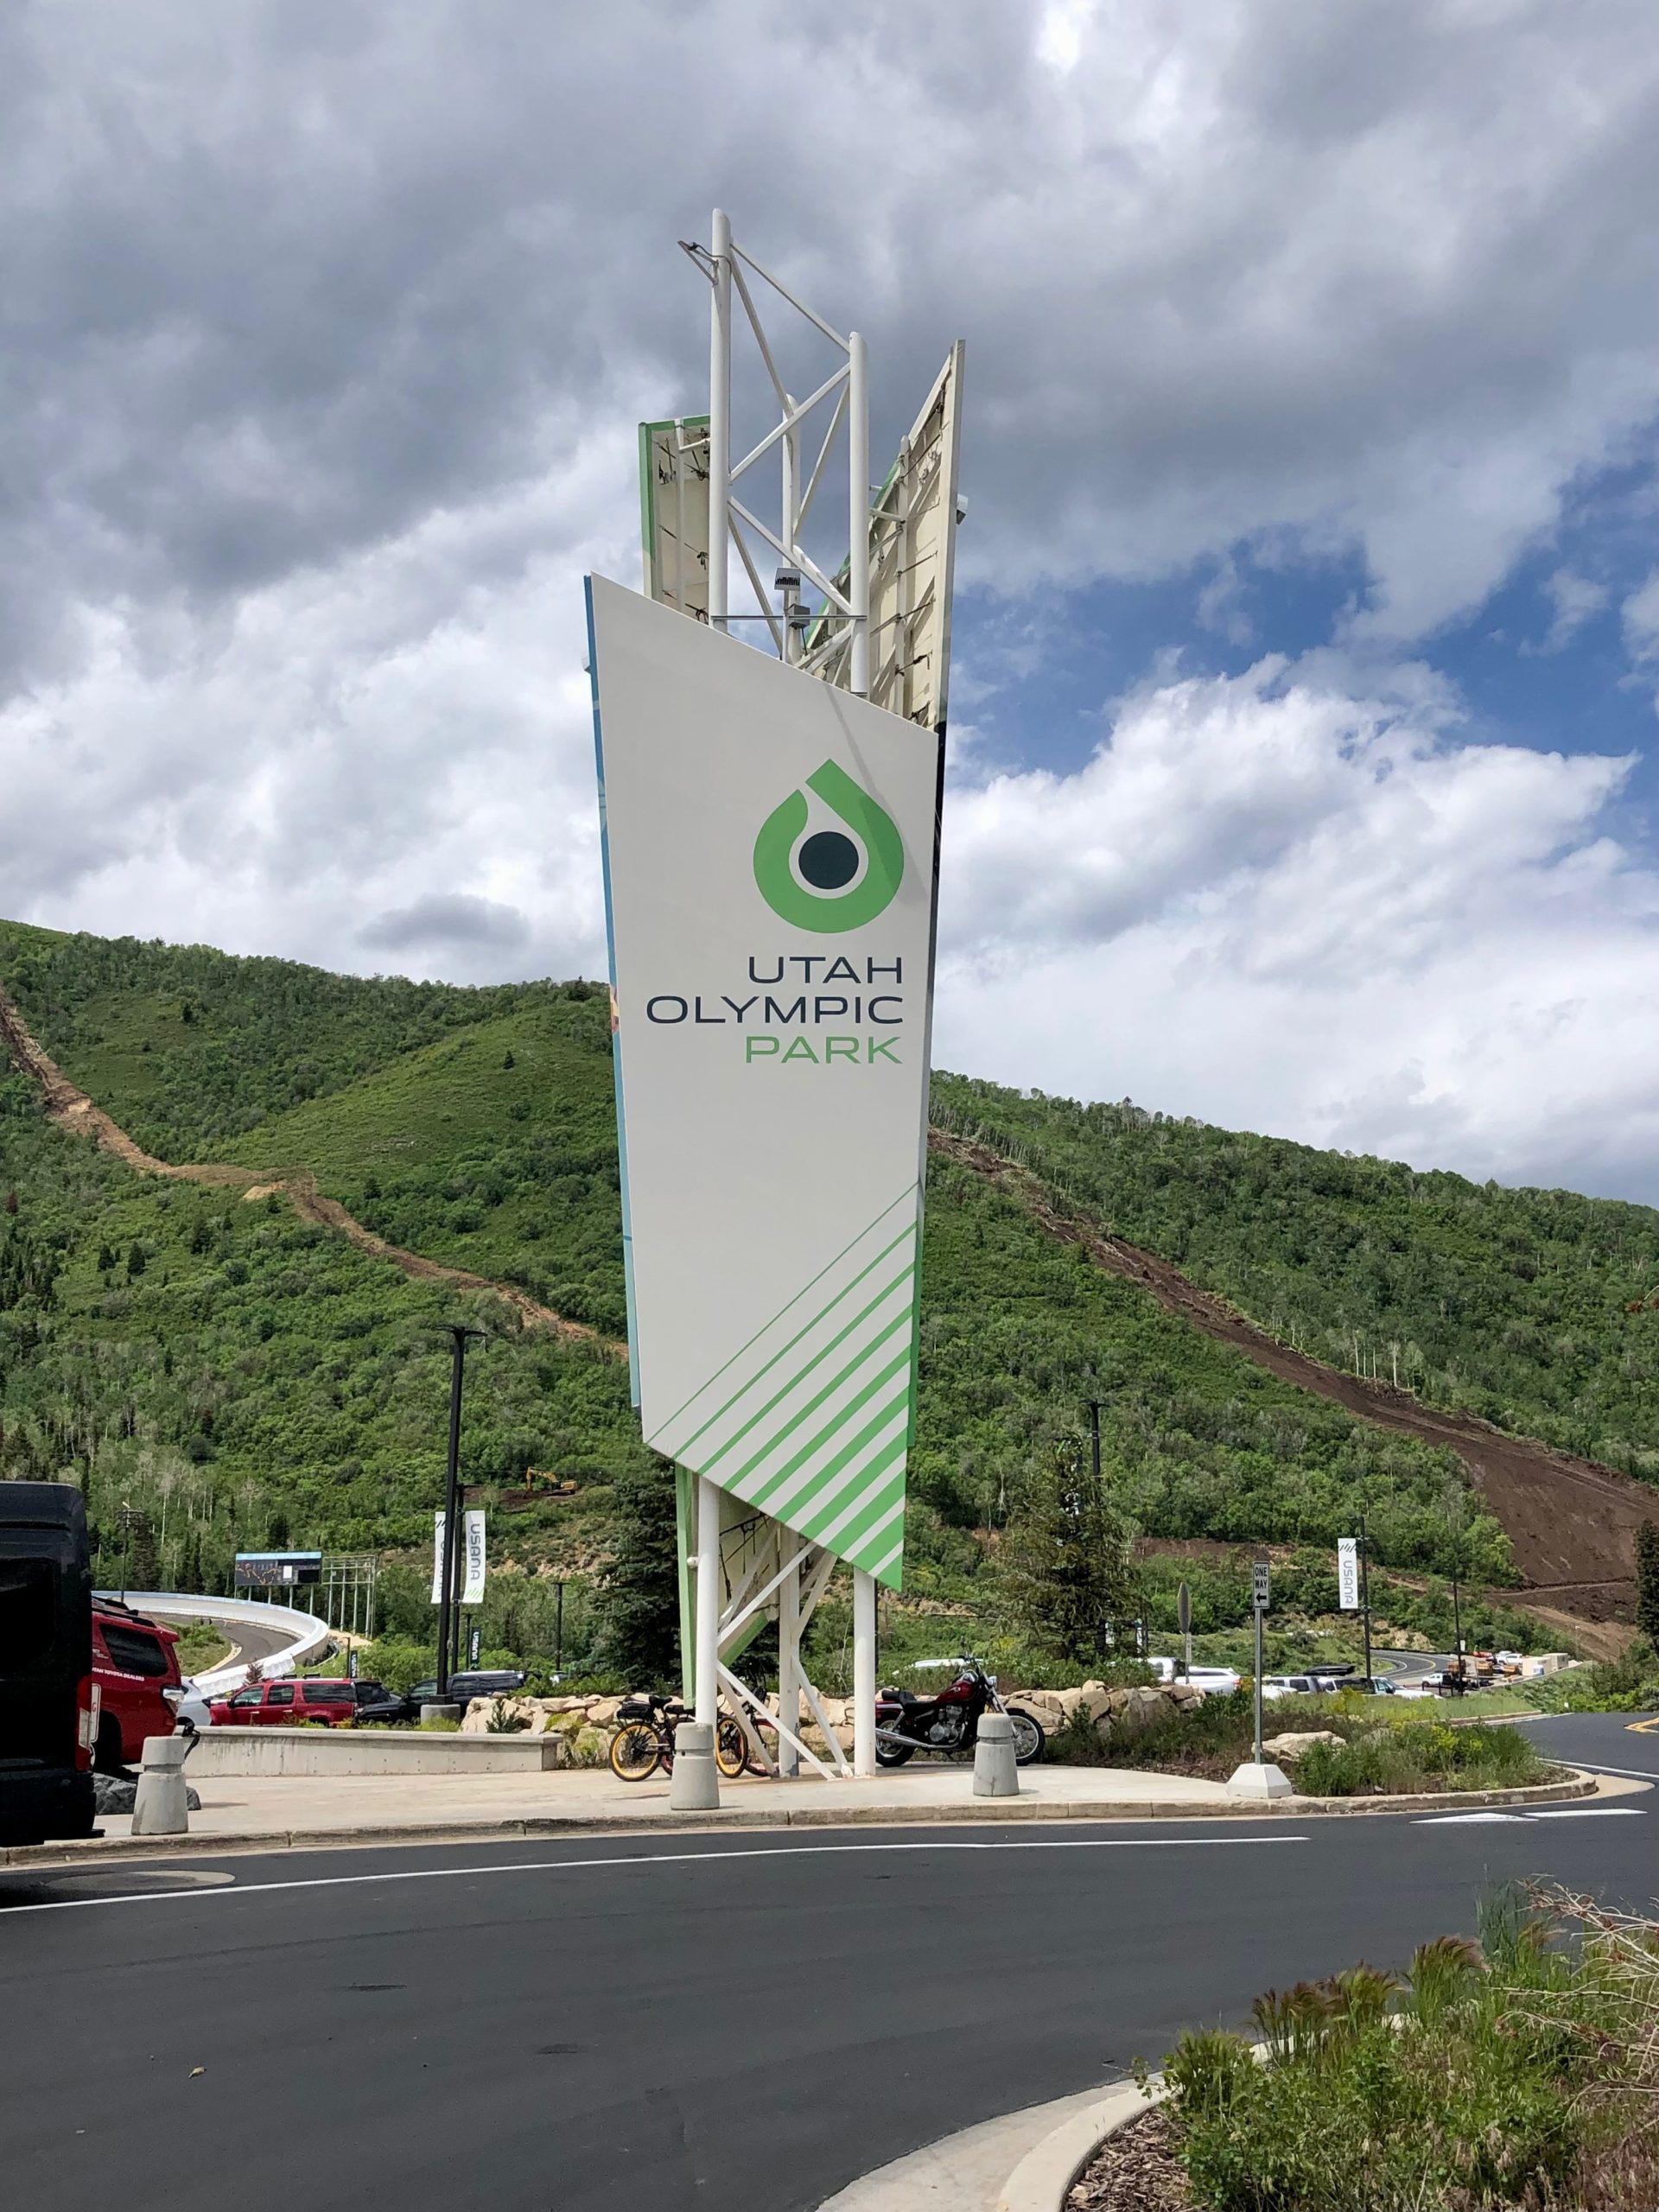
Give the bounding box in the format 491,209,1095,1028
6,2,1659,1199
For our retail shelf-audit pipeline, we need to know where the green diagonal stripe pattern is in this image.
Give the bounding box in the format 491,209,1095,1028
647,1186,921,1590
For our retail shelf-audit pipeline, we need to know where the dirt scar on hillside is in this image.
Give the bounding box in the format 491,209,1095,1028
0,981,604,1348
928,1128,1659,1647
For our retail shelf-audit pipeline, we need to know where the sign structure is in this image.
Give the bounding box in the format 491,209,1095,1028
430,1513,446,1604
1251,1560,1271,1611
234,1551,322,1590
1337,1536,1361,1611
588,574,942,1590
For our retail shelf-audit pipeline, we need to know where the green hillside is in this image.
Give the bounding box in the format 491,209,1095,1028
3,916,1643,1653
931,1079,1659,1478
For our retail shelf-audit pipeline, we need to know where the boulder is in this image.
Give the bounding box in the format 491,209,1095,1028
585,1697,624,1728
1262,1731,1344,1762
569,1726,611,1767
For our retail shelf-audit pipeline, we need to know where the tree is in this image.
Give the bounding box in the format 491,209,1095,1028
995,1443,1141,1670
1636,1522,1659,1649
126,1241,146,1277
595,1458,681,1688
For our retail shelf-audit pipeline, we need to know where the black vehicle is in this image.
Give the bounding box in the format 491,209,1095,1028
1,1482,97,1847
874,1655,1046,1768
400,1669,529,1718
349,1679,408,1726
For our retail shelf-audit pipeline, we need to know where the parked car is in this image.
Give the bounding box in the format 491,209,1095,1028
399,1669,529,1717
1185,1666,1243,1694
207,1676,359,1727
1262,1673,1338,1701
350,1679,409,1726
0,1481,97,1845
91,1599,183,1770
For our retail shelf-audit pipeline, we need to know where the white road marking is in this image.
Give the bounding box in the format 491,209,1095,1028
0,1831,1310,1916
1416,1805,1646,1826
1414,1812,1530,1825
1540,1761,1659,1783
1525,1805,1645,1819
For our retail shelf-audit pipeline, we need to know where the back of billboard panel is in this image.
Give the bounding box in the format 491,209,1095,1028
804,342,964,735
639,416,710,619
588,575,941,1589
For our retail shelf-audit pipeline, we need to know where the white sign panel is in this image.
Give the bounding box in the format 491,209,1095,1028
462,1510,486,1607
1338,1537,1361,1611
588,575,942,1590
430,1510,446,1605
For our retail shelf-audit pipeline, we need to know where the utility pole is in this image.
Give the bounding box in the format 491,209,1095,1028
1087,1399,1103,1492
1358,1509,1374,1684
435,1324,486,1702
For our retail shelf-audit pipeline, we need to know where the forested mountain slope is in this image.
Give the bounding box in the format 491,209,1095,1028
3,918,1657,1620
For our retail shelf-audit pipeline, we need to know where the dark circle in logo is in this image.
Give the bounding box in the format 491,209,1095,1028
798,830,861,891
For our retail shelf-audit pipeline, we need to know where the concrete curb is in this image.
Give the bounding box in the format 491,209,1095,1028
0,1767,1611,1870
995,2076,1160,2212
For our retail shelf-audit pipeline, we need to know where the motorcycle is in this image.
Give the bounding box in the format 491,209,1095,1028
874,1655,1046,1767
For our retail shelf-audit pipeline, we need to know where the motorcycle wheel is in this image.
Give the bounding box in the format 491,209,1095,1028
1008,1708,1046,1765
874,1739,915,1767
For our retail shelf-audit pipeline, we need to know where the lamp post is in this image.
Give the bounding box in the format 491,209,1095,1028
435,1324,486,1702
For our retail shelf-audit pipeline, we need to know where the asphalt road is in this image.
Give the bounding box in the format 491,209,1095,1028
2,1716,1654,2212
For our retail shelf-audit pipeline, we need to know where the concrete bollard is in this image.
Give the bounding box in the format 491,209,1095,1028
1227,1760,1294,1801
669,1721,720,1811
420,1702,462,1726
131,1733,191,1836
973,1711,1020,1798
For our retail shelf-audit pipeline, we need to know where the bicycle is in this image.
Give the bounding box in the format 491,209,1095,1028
607,1691,753,1782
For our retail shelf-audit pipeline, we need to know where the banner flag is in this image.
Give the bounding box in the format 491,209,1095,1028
1338,1536,1361,1611
462,1510,486,1606
588,575,942,1590
430,1512,446,1605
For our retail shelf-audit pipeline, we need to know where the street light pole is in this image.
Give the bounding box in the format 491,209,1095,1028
1087,1399,1103,1493
1359,1509,1374,1684
435,1324,486,1702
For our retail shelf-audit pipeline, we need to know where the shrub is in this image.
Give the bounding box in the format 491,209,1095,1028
1164,1886,1659,2211
1295,1720,1546,1796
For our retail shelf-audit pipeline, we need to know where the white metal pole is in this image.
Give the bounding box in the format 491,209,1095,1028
852,1566,876,1776
708,209,732,634
696,1474,721,1729
781,392,800,664
848,330,870,696
777,1542,801,1777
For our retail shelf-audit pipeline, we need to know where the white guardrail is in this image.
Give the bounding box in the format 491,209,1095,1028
95,1591,333,1697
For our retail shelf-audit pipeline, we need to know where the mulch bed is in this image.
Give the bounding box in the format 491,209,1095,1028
1066,2105,1192,2210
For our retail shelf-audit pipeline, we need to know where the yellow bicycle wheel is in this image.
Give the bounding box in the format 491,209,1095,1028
608,1721,663,1782
715,1716,753,1778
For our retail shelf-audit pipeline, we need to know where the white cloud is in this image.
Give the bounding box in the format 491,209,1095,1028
1538,567,1610,652
934,661,1659,1199
1623,568,1659,664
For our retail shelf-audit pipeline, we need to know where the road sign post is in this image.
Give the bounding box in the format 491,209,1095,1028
1177,1579,1192,1680
1229,1561,1291,1800
1251,1561,1268,1765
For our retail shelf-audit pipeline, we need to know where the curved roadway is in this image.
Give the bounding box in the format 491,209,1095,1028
2,1715,1656,2212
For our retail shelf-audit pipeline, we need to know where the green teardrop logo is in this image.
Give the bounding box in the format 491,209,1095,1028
753,760,904,932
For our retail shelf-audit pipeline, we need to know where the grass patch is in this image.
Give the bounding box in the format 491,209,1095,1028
1162,1885,1659,2209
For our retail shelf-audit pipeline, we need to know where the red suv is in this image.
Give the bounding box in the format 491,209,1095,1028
208,1677,358,1727
92,1600,183,1770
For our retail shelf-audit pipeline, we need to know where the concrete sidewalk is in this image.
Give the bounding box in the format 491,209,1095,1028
31,1760,1232,1862
5,1758,1621,1866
